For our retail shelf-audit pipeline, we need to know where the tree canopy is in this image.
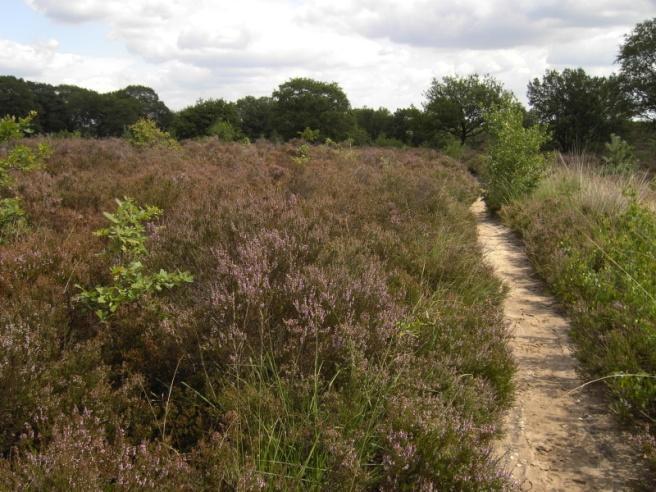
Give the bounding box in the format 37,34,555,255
272,78,354,141
424,74,508,144
527,68,630,151
617,17,656,120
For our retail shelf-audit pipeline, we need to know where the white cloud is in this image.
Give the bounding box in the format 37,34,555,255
13,0,656,109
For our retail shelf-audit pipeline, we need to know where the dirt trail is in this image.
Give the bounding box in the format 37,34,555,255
471,198,650,491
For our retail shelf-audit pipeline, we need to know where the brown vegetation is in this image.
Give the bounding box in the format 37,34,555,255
0,139,514,489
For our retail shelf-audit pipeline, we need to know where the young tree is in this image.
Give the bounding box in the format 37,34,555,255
485,101,549,211
171,99,239,139
617,17,656,120
527,69,630,151
424,74,508,145
272,78,354,141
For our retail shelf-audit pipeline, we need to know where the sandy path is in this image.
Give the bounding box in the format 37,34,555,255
471,198,650,491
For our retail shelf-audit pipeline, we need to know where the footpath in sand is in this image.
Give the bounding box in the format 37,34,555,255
471,198,651,491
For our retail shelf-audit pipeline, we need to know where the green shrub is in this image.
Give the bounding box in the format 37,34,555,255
601,133,638,175
441,134,465,160
208,120,240,142
76,197,193,321
484,102,549,211
0,197,27,243
125,118,178,149
299,127,321,143
0,111,50,241
374,134,404,148
291,142,311,165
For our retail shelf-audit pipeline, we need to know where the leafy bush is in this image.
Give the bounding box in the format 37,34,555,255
0,111,50,242
125,118,178,149
299,126,321,143
0,197,26,243
291,142,311,164
441,133,465,160
208,119,240,142
76,197,193,321
484,102,549,210
602,133,638,174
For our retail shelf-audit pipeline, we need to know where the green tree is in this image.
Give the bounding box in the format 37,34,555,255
114,85,173,129
235,96,273,140
172,99,238,139
352,107,393,141
424,74,508,145
485,101,549,211
527,69,630,151
0,76,36,120
272,78,354,141
389,106,430,146
26,81,70,133
617,17,656,120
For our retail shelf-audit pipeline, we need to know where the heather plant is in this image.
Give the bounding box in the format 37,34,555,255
484,102,549,211
0,140,513,489
76,197,193,320
125,117,178,149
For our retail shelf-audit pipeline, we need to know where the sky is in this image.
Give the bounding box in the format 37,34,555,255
0,0,654,110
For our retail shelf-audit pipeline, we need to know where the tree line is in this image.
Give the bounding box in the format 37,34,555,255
1,17,654,152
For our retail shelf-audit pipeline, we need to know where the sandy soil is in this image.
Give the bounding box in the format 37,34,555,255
471,198,651,491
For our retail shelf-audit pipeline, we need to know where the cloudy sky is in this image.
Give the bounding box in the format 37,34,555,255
1,1,654,110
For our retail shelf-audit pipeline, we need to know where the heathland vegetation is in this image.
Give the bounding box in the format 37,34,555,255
0,14,656,489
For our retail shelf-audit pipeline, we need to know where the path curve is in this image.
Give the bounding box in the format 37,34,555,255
471,198,650,491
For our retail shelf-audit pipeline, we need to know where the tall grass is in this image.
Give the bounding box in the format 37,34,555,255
0,139,513,489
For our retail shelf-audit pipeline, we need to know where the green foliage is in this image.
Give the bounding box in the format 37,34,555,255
125,118,178,149
0,111,35,141
424,74,509,145
441,133,465,160
374,134,404,148
77,197,193,320
77,260,193,321
299,127,321,143
352,107,393,141
291,143,311,164
0,197,27,243
235,96,274,140
94,198,162,258
601,134,638,174
618,17,656,120
272,77,354,141
527,69,630,151
0,111,50,242
208,120,240,142
172,98,238,139
485,102,549,210
0,76,173,136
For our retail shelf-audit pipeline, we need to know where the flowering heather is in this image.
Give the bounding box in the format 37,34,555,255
0,138,513,489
